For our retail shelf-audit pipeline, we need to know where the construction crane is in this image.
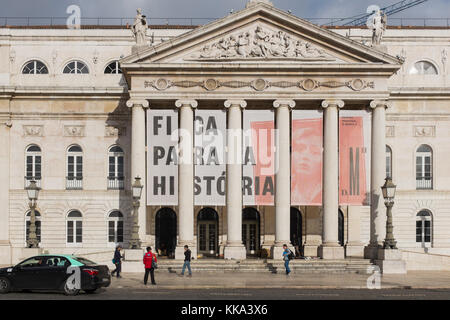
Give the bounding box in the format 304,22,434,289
325,0,429,26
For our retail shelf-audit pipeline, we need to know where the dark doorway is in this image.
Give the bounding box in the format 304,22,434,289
338,209,344,246
197,207,219,257
242,207,260,256
290,207,303,257
155,207,177,258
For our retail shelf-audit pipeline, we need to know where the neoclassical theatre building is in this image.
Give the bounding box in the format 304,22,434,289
0,0,449,264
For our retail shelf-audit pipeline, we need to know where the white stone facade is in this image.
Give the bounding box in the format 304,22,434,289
0,2,449,265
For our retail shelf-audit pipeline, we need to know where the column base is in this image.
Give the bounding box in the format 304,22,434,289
303,244,320,257
175,245,197,260
345,242,365,258
364,243,382,260
123,249,144,261
375,248,406,274
319,244,345,260
224,244,246,260
0,241,11,265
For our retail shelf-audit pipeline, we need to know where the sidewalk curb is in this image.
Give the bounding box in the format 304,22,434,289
111,285,429,290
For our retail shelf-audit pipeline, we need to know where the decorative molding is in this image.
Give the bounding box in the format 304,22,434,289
273,100,295,109
126,99,149,108
385,125,395,137
105,126,126,137
175,99,198,108
370,100,391,109
64,125,85,137
224,100,247,109
321,100,345,109
187,26,335,61
23,125,43,137
414,126,435,137
144,78,374,92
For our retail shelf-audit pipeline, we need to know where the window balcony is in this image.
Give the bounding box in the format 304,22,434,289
107,176,124,190
416,178,432,190
66,176,83,190
24,176,41,188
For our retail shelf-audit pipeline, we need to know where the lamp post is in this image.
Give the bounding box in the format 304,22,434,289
381,176,397,249
129,176,143,249
26,180,40,248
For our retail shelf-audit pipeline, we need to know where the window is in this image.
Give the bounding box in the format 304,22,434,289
416,145,432,189
104,61,122,74
67,210,83,245
409,61,438,75
22,60,48,74
108,146,124,190
67,145,83,190
26,210,41,244
386,145,392,179
18,256,46,268
108,211,124,245
63,61,89,74
416,210,432,247
25,145,42,188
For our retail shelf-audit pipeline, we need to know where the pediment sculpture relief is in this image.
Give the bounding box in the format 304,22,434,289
188,26,335,61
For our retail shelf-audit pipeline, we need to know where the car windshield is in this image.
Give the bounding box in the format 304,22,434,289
73,257,97,266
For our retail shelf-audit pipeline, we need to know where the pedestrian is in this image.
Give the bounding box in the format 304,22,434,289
143,246,157,285
179,245,192,277
111,245,123,278
282,244,292,275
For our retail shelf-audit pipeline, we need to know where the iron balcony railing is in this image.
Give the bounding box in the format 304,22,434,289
107,176,124,190
66,176,83,190
416,178,432,190
24,176,41,188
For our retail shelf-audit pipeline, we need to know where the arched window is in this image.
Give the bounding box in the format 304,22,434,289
104,61,122,74
25,145,42,188
416,145,432,189
67,210,83,245
26,211,41,243
63,60,89,74
409,61,438,75
108,211,124,245
416,210,432,247
108,146,124,190
22,60,48,74
67,145,83,190
386,145,392,178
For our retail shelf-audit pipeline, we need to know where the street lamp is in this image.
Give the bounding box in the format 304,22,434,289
381,176,397,249
129,176,143,249
25,180,40,248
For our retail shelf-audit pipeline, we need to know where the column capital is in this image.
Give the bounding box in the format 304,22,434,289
370,100,391,109
175,99,198,109
126,99,149,108
321,99,344,109
273,99,296,109
224,99,247,109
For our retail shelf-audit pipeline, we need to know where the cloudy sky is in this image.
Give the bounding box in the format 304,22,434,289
0,0,447,23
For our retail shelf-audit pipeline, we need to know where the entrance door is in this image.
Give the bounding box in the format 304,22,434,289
242,207,260,256
155,208,177,258
290,207,303,257
197,208,219,256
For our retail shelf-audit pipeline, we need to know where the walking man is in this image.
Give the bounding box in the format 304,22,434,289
282,244,292,275
143,246,157,285
111,245,123,278
179,245,192,277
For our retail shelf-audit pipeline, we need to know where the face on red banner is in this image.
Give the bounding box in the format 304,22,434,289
291,119,323,205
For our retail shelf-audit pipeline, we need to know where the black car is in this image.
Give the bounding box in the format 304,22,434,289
0,254,111,295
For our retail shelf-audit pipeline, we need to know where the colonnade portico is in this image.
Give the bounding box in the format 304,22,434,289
127,95,390,260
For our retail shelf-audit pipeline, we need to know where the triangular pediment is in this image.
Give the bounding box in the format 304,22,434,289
121,2,402,67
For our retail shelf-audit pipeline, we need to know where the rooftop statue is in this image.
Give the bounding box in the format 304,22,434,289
131,8,148,46
370,9,387,46
246,0,273,8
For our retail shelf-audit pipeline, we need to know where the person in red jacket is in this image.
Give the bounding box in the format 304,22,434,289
143,246,157,285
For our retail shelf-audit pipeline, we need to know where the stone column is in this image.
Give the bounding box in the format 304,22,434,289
272,100,296,259
223,99,247,260
319,100,345,260
174,99,198,260
345,206,365,257
365,100,389,259
0,122,11,264
126,99,149,244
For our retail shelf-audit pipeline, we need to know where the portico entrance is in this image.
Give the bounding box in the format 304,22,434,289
155,207,177,258
242,207,260,256
197,207,219,257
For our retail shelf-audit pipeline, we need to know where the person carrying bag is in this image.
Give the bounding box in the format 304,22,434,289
143,246,157,285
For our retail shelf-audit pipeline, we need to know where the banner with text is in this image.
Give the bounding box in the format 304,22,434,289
291,110,323,206
338,109,371,205
243,110,275,206
147,109,178,205
194,109,226,205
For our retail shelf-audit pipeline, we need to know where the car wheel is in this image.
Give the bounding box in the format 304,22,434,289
0,277,11,294
63,280,80,296
84,289,97,294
